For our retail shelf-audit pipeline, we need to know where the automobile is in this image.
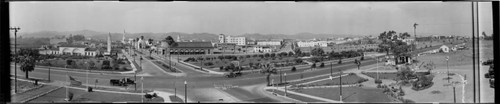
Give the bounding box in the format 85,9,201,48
485,64,495,78
490,78,494,88
482,59,494,65
225,72,242,78
110,78,135,86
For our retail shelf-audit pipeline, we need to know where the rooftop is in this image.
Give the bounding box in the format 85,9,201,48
172,42,214,48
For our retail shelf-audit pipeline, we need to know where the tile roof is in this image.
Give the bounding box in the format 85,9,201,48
59,44,87,48
172,42,213,48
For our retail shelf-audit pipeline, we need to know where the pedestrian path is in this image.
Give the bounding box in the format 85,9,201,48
265,87,343,103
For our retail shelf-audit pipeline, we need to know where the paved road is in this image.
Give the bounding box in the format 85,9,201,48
11,48,378,102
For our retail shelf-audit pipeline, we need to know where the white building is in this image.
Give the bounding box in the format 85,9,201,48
39,45,99,56
257,41,282,46
297,41,328,47
440,45,450,53
254,46,274,53
219,34,247,45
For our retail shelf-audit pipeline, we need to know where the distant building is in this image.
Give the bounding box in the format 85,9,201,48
439,45,450,53
257,41,282,46
38,44,100,56
219,34,246,45
162,42,214,55
254,46,274,53
297,41,328,47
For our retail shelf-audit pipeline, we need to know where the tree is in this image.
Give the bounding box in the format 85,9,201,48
71,34,86,41
294,58,303,64
270,53,276,58
338,58,343,64
319,63,325,68
165,36,176,46
397,65,416,84
288,51,294,57
311,63,316,68
293,48,302,56
311,48,325,56
291,66,297,72
378,31,397,55
265,53,270,58
18,48,40,79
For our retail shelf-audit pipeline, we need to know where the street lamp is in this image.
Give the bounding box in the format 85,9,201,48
10,27,20,93
141,76,144,103
446,56,450,83
85,61,89,92
340,70,343,102
184,80,187,103
284,73,287,96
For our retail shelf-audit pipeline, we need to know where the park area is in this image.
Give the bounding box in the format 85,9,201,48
29,86,164,103
35,55,133,71
185,54,306,71
299,73,368,86
294,87,396,103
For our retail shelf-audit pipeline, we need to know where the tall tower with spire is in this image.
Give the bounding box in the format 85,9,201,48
122,30,126,44
177,34,181,42
107,32,111,54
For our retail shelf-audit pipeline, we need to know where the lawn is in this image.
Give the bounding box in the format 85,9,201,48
187,56,305,70
30,87,163,103
362,72,398,80
11,79,43,94
305,73,368,86
265,89,323,102
151,61,181,73
36,57,132,71
297,87,395,103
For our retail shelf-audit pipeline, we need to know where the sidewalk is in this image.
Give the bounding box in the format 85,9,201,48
265,87,343,103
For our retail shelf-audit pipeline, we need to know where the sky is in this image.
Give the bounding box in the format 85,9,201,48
10,2,493,36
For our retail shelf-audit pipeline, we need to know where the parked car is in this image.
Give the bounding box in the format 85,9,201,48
485,64,495,78
482,59,494,65
110,78,135,86
225,72,242,78
490,78,494,88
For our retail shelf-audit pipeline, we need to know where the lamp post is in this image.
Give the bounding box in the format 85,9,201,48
340,70,343,102
284,73,287,96
134,72,137,91
141,76,144,103
85,61,89,92
10,27,20,93
446,56,450,83
184,80,187,103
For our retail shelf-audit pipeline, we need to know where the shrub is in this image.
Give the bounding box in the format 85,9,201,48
319,63,325,68
220,66,224,71
291,67,297,72
338,59,342,64
311,63,316,68
375,79,383,84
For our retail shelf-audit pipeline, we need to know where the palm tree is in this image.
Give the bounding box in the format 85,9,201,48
18,48,40,79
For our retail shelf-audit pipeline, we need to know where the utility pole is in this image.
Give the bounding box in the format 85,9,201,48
10,27,20,93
